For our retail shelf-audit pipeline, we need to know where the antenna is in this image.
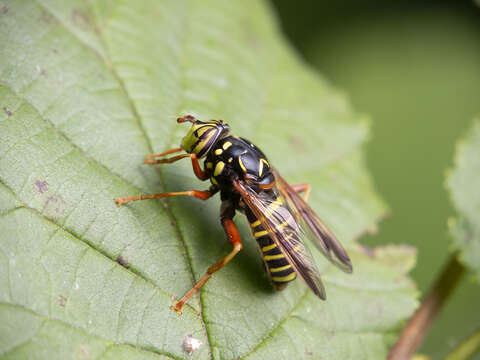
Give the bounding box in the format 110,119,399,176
177,115,197,124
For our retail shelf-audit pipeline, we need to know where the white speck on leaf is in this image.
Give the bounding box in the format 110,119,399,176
183,335,202,355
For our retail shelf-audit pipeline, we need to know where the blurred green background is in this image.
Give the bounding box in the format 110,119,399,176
272,0,480,358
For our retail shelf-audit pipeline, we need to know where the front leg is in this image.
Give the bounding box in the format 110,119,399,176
115,189,214,207
143,152,208,181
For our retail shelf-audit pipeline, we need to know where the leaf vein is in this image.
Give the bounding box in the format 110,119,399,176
0,302,179,360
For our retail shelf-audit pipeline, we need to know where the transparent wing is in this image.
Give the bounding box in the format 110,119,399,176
233,180,326,299
272,168,353,273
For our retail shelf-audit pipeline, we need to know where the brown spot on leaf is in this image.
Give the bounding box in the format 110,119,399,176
44,195,67,219
71,9,91,29
57,295,67,307
3,106,12,116
0,6,8,15
34,180,48,194
40,10,55,24
116,255,129,267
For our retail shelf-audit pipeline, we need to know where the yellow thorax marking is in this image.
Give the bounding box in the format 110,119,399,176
214,161,225,176
214,148,223,156
258,158,269,177
206,162,213,169
238,156,247,173
210,177,218,185
222,141,232,150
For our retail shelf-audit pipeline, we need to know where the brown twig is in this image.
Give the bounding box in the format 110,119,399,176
388,254,466,360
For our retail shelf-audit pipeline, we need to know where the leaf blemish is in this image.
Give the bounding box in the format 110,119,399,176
39,10,55,24
116,255,129,267
183,335,202,355
304,349,313,357
44,195,67,219
76,345,89,358
34,180,48,193
57,295,67,307
0,6,8,15
71,9,91,30
3,106,12,116
36,65,47,77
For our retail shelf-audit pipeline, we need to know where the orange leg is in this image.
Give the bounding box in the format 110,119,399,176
143,152,207,181
172,217,243,314
115,189,212,207
291,183,311,202
144,147,183,159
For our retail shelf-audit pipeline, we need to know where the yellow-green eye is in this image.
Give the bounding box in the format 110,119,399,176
181,120,229,158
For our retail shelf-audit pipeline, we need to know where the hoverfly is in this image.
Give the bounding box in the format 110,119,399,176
115,115,352,314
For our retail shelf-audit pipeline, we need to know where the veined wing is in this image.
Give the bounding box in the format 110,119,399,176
272,169,353,273
234,179,326,299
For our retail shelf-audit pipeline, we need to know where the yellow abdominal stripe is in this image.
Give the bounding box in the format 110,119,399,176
276,221,289,230
272,273,296,282
269,264,292,273
250,220,261,228
254,230,268,238
293,244,302,252
262,243,277,252
264,196,284,215
264,253,284,261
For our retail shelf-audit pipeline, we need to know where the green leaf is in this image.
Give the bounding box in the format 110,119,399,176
0,1,417,359
446,120,480,280
445,328,480,360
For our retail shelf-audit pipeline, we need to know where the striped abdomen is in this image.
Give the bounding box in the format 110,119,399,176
247,211,297,289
